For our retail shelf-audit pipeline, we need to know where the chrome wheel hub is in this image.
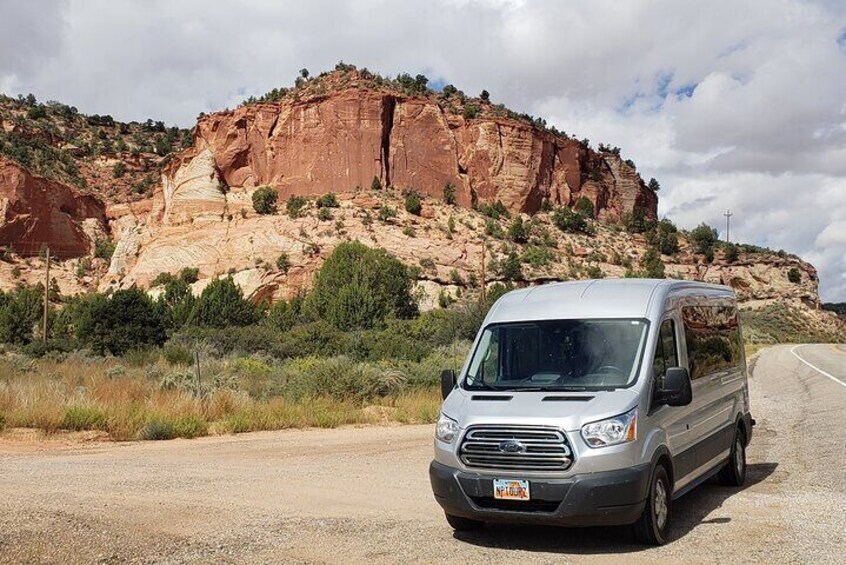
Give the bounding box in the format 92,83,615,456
735,438,745,476
654,478,668,529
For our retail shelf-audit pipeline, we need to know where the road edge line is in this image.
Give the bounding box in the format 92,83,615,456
790,345,846,388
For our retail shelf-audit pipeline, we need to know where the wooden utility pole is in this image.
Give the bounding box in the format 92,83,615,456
724,210,733,243
480,238,487,305
42,246,50,341
194,349,202,397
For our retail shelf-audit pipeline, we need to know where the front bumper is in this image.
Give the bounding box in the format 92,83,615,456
429,460,650,527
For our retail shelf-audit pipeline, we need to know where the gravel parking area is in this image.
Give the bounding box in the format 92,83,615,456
1,345,844,564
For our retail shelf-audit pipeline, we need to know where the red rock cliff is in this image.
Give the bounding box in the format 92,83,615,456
163,85,657,222
0,156,106,259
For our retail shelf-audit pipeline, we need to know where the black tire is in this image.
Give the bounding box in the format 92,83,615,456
633,464,672,545
445,513,484,532
718,426,747,487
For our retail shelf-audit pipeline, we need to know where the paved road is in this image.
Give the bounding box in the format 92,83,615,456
1,345,845,564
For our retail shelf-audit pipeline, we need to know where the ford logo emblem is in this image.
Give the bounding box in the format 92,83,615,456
499,440,526,454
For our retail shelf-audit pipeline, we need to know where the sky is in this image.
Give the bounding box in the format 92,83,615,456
1,0,845,301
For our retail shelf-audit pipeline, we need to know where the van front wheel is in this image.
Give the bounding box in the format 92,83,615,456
633,464,671,545
445,513,484,532
718,427,747,487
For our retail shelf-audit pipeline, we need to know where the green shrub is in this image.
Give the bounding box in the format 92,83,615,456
112,163,126,178
585,265,604,279
21,338,76,358
276,252,291,273
252,186,278,214
0,412,5,431
724,243,739,263
507,217,529,243
188,277,259,328
690,223,719,258
316,193,339,208
623,207,653,234
151,272,176,287
378,205,397,222
648,178,661,191
163,344,193,365
485,219,504,239
640,247,665,278
306,242,418,330
574,196,595,219
317,207,332,221
61,405,107,431
72,288,166,355
438,290,455,308
522,246,554,267
404,191,422,215
159,278,195,330
463,104,480,119
498,252,523,281
552,207,590,235
449,269,464,285
0,285,43,344
266,296,303,332
279,356,405,401
443,182,457,205
179,267,199,284
173,415,208,439
139,418,177,440
94,238,116,261
787,267,801,284
27,105,48,119
478,200,509,220
648,219,680,255
371,176,382,191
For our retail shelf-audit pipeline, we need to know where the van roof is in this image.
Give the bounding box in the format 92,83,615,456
486,278,735,323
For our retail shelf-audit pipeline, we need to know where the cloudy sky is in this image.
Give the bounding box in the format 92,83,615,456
2,0,845,300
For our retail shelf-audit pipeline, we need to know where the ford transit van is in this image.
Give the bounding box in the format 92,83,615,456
429,279,753,545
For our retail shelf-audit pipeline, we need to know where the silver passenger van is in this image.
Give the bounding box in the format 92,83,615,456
430,279,753,544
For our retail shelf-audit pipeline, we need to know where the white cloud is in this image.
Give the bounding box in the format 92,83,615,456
1,0,845,300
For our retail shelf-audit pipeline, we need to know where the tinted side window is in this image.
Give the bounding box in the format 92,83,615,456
682,305,742,379
652,319,678,388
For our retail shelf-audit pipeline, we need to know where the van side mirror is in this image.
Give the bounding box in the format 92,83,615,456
440,369,456,400
660,367,692,407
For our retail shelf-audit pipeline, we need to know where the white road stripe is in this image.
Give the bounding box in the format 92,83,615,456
790,345,846,388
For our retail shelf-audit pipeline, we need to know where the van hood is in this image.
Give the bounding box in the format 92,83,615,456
441,387,640,432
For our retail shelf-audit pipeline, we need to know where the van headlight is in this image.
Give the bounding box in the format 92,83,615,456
436,413,459,443
581,408,638,448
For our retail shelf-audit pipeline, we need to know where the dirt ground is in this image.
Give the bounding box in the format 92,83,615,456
1,344,844,564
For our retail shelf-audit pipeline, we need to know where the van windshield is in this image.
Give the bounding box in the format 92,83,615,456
463,319,649,391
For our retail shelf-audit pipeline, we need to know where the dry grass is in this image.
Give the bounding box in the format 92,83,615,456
0,352,445,441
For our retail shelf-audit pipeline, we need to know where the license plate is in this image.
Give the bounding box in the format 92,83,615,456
493,479,530,501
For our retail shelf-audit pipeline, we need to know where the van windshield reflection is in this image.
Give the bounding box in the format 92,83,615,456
463,319,649,391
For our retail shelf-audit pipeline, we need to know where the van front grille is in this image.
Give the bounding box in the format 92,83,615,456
459,425,573,472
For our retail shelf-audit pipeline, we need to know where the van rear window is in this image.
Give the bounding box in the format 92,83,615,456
681,305,743,379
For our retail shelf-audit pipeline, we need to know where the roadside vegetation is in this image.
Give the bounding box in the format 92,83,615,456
0,242,516,440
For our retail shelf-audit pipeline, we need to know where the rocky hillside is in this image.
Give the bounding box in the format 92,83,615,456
0,65,841,339
169,68,656,220
0,93,190,209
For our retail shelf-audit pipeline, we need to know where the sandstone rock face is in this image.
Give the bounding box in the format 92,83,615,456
165,87,657,219
0,156,106,258
161,148,226,225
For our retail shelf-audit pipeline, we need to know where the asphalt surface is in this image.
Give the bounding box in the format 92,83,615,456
1,344,844,564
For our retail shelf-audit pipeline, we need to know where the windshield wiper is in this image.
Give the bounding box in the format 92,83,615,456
466,379,505,391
